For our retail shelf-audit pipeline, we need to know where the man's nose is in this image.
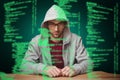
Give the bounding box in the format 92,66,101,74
54,25,58,31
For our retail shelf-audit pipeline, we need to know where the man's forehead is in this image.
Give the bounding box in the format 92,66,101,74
48,19,63,23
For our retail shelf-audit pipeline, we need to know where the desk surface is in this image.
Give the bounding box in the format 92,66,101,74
2,71,120,80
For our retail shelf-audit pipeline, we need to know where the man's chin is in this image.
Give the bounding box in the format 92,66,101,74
52,34,61,38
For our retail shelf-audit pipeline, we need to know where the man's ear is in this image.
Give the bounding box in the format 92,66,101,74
43,21,48,28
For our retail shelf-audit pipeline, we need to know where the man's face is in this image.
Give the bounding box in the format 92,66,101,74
47,20,67,38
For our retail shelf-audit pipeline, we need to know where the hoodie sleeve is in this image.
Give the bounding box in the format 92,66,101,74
72,37,93,75
20,36,47,74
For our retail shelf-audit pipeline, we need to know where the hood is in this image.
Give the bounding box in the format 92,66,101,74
41,5,71,44
41,5,68,27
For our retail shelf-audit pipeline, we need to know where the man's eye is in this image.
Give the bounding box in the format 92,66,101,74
49,22,55,25
58,22,65,25
60,22,66,25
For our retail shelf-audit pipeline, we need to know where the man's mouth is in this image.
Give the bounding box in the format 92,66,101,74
53,32,59,35
53,33,60,37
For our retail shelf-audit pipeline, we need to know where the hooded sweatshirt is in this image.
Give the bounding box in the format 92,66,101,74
20,5,91,75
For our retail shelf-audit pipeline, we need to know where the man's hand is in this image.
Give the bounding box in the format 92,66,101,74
43,66,61,77
61,66,76,77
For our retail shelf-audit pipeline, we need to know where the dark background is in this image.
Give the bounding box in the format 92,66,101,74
0,0,120,74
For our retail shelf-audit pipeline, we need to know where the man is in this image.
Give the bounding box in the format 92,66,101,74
20,5,90,77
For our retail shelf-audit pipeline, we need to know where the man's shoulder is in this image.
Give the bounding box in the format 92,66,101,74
30,34,41,42
71,33,82,40
32,34,41,39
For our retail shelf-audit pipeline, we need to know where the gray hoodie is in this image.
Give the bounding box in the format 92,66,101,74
20,5,90,75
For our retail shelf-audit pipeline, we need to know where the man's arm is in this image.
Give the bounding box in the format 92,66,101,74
61,36,93,77
72,37,93,75
20,37,61,77
20,39,47,74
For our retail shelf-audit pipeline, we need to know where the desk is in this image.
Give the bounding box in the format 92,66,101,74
4,71,120,80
